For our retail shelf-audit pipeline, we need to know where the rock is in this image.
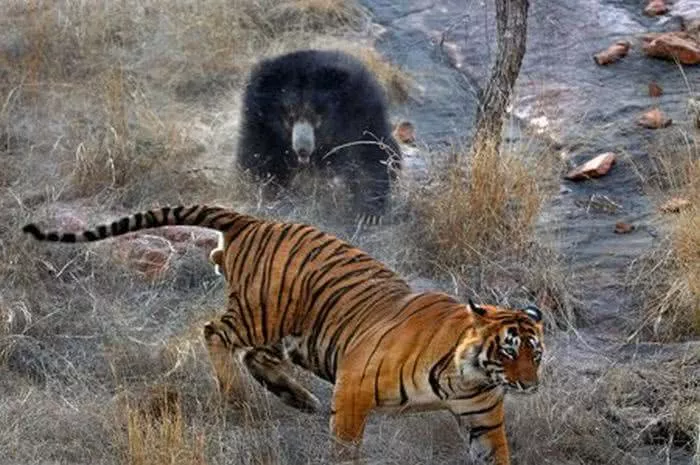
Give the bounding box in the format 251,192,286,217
659,197,692,213
637,108,672,129
194,235,218,250
648,81,663,97
393,120,416,145
155,226,219,253
644,0,669,16
614,222,635,234
112,235,174,281
593,40,631,65
641,32,700,65
564,152,616,181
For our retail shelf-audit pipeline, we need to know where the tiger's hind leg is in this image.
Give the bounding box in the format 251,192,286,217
243,344,321,413
203,318,249,404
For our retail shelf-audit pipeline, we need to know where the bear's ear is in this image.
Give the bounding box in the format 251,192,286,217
467,298,487,317
521,305,542,322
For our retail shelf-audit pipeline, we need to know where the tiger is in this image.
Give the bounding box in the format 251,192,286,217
23,204,545,465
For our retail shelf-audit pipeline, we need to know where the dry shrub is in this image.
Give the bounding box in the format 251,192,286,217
402,139,578,327
629,137,700,341
269,0,368,32
337,46,412,105
63,66,206,199
409,141,543,267
124,389,207,465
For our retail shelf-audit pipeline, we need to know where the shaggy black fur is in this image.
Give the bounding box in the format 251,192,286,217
236,49,401,222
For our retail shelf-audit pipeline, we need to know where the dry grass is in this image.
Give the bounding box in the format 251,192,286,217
124,388,207,465
403,139,578,328
344,46,414,105
628,136,700,341
509,348,699,465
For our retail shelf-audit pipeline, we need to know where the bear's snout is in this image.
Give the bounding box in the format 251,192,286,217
292,120,315,165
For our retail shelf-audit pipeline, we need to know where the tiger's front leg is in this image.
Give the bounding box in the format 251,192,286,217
328,369,374,462
450,398,510,465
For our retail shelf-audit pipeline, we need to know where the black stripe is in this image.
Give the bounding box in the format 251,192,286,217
261,224,293,341
181,205,199,222
117,217,130,234
398,364,408,406
172,206,184,223
62,233,76,243
458,398,501,416
47,232,60,241
192,206,212,226
220,314,245,346
231,223,263,280
469,422,503,440
84,231,98,241
454,384,498,401
160,207,171,225
374,358,384,406
230,291,254,346
276,225,314,338
133,213,143,231
97,225,108,239
145,211,156,227
428,326,471,400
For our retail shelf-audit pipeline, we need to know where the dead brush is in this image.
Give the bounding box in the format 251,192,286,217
344,46,413,105
628,136,700,341
401,138,580,327
67,66,204,200
408,140,543,267
123,390,208,465
508,354,699,465
268,0,368,32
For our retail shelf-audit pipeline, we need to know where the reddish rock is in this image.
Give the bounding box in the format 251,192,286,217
642,32,700,65
659,197,692,213
614,222,635,234
393,120,416,145
638,108,672,129
155,226,219,253
565,152,616,181
112,235,174,281
594,40,631,65
160,226,193,243
194,235,219,250
648,81,663,97
644,0,669,16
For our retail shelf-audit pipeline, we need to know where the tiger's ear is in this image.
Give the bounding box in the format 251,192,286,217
468,298,487,317
521,305,542,322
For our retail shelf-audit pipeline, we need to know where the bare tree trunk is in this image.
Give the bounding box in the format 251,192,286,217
472,0,530,155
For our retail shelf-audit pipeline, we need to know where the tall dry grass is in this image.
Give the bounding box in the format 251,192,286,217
629,136,700,341
404,139,578,328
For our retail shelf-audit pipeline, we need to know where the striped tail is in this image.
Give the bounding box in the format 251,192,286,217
22,205,253,243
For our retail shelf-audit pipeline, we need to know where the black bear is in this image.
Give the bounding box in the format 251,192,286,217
236,49,401,224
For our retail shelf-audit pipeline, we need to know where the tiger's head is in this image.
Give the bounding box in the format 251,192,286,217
460,300,545,393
